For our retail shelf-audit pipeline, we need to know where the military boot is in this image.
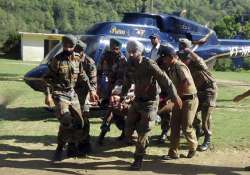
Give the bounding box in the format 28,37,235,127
78,142,92,157
52,146,63,162
97,131,107,145
117,130,125,141
130,155,143,171
67,143,77,158
195,126,204,139
245,166,250,171
158,130,168,143
187,150,196,158
198,135,211,152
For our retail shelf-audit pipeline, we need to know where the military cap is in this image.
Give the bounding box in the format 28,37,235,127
179,38,192,48
75,40,87,52
158,45,176,58
110,38,122,49
149,33,160,39
62,34,77,47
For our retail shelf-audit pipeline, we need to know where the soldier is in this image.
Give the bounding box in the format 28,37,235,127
71,40,98,156
178,38,217,152
177,39,204,136
74,40,98,115
43,35,92,161
97,39,127,144
97,38,125,106
149,33,172,143
158,45,198,160
121,40,182,170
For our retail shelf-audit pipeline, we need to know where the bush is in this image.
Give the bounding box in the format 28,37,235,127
1,32,21,59
214,59,232,71
214,58,250,71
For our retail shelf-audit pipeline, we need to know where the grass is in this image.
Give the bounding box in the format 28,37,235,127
0,58,250,154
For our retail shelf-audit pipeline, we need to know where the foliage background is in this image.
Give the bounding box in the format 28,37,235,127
1,0,250,47
1,0,250,70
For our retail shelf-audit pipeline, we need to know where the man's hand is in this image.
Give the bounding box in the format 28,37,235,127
89,90,99,103
233,95,244,102
173,96,183,109
45,94,54,107
184,47,192,53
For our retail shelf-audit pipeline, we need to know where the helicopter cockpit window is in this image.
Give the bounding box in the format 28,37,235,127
41,42,62,64
123,16,157,27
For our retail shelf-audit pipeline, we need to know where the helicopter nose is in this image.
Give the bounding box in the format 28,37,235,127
24,64,48,91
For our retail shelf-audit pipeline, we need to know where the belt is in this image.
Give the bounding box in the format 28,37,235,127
136,97,157,102
181,94,197,101
53,87,73,92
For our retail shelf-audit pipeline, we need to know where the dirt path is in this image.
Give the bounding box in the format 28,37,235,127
216,79,250,88
1,141,249,175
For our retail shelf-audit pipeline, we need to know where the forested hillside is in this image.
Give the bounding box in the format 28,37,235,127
1,0,250,48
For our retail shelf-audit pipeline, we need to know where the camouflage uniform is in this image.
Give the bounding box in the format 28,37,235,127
97,39,125,105
185,55,217,151
44,42,91,160
75,54,97,114
98,56,127,145
121,57,178,160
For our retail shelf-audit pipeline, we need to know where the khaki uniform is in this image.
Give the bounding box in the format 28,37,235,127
44,51,90,148
188,56,217,136
75,55,97,113
164,59,198,156
121,57,178,157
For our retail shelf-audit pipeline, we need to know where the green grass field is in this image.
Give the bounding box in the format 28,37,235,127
0,58,250,151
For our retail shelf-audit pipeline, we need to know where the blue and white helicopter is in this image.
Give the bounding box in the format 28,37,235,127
24,11,250,100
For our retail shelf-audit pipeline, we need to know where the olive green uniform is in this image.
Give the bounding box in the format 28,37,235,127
187,56,217,137
164,59,198,156
121,57,178,157
44,51,91,149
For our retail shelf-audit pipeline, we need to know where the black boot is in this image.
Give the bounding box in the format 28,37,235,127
78,142,92,157
195,126,204,139
245,166,250,171
198,135,211,152
66,143,77,158
97,131,107,145
52,146,63,162
117,130,125,141
158,130,168,143
130,155,143,171
187,150,196,158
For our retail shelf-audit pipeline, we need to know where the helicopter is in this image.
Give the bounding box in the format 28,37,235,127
24,11,250,103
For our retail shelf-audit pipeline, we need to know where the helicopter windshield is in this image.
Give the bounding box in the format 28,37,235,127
41,42,62,64
123,16,157,26
40,35,102,65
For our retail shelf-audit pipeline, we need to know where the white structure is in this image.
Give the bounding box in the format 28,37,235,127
19,32,64,62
